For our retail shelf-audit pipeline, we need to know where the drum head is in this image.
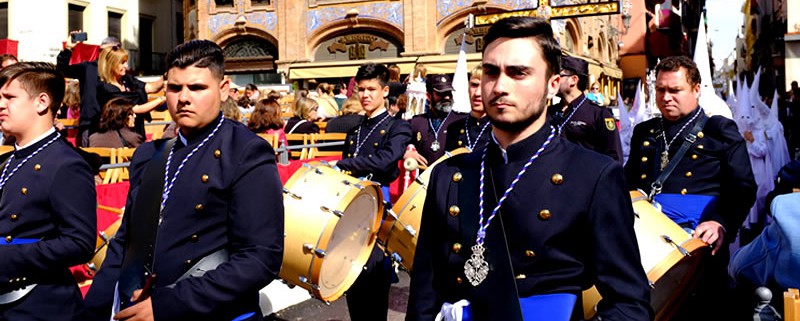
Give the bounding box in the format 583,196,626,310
651,240,707,321
318,187,381,299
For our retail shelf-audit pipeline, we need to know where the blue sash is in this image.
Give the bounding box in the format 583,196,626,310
381,185,391,203
1,238,38,245
520,293,577,321
231,312,256,321
653,193,717,229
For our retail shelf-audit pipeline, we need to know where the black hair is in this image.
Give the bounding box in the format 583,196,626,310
482,17,561,78
655,56,702,87
355,63,390,87
166,40,225,80
0,62,65,116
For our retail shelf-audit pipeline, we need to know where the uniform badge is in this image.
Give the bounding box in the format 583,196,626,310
417,132,422,141
604,118,616,131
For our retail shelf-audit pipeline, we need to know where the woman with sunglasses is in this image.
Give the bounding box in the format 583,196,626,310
95,46,166,139
586,81,605,106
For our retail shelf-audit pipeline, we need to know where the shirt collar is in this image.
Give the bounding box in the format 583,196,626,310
177,113,223,147
15,127,57,151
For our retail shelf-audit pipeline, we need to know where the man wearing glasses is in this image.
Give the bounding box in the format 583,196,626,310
551,56,623,162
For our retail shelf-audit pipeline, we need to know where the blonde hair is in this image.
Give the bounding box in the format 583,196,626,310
98,46,128,83
293,97,318,120
341,92,363,115
469,65,482,80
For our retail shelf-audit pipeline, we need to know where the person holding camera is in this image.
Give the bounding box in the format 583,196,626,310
56,32,120,146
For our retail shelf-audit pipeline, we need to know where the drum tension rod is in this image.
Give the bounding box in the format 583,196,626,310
302,243,327,258
404,225,417,236
660,235,691,257
314,168,324,175
386,208,399,220
282,188,302,200
342,180,351,185
297,276,320,291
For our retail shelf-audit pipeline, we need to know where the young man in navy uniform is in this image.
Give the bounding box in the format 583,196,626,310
624,56,756,321
83,40,284,321
407,17,651,320
551,56,623,162
0,62,96,320
405,74,468,167
445,66,491,152
331,62,412,321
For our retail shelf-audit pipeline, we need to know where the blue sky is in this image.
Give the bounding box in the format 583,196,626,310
705,0,746,68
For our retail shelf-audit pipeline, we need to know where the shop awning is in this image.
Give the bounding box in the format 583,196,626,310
288,53,484,80
289,57,418,80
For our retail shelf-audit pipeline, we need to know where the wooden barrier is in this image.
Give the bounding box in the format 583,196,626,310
786,288,800,321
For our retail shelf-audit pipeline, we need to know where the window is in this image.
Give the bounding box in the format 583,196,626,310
176,12,184,43
0,3,7,39
251,0,270,5
68,4,85,32
215,0,234,7
108,12,122,41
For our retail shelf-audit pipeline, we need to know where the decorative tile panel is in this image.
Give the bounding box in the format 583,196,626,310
437,0,534,24
307,2,403,35
208,11,278,36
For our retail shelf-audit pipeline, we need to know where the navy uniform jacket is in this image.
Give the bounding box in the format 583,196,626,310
408,126,652,321
337,110,412,186
444,115,492,152
624,107,757,235
0,131,96,320
84,116,284,321
409,111,468,163
550,94,623,162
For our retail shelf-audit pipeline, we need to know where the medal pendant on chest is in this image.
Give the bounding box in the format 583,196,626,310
660,151,669,171
464,244,490,286
431,140,441,152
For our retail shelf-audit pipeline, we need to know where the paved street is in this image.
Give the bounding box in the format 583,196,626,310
267,271,410,321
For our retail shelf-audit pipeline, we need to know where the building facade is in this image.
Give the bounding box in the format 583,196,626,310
190,0,625,98
0,0,181,75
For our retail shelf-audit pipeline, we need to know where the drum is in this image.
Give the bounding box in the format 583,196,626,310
281,162,383,302
85,217,122,275
583,190,708,321
378,148,470,271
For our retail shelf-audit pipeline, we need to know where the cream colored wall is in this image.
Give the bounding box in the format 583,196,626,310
6,0,139,62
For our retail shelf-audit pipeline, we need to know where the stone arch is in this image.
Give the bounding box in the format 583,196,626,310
306,17,404,59
598,32,607,63
436,5,509,52
564,18,582,54
214,26,278,53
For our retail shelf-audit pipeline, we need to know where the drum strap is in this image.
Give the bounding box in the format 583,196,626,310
650,113,708,200
118,138,175,304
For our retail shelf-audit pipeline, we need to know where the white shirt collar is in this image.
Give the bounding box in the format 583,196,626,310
16,128,57,151
490,131,508,164
178,131,188,146
368,108,387,119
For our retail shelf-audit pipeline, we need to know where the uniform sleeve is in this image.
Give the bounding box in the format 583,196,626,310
336,120,412,174
590,162,653,320
150,138,284,319
56,49,84,80
598,107,624,162
624,124,646,191
710,118,756,235
83,143,156,321
0,158,96,279
406,165,447,321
